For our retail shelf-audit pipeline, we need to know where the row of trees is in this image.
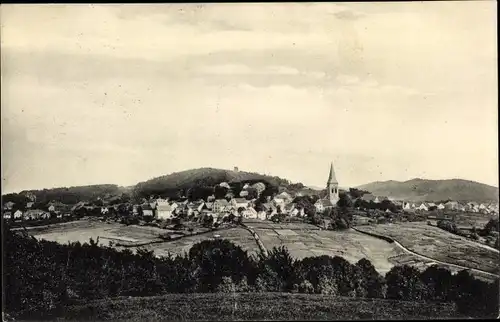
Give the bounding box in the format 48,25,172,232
4,228,498,320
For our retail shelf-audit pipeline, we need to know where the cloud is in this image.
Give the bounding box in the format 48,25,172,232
333,9,365,21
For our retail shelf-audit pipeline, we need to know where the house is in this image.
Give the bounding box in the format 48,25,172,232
262,203,278,217
189,201,205,213
13,209,23,219
283,203,296,215
239,190,249,197
276,191,293,202
428,202,436,208
314,199,335,214
13,210,23,220
242,207,258,219
156,201,173,220
26,202,34,209
23,209,49,220
231,198,249,210
403,202,412,210
257,210,267,220
272,197,287,208
290,207,305,217
444,201,459,210
416,203,428,211
3,211,12,219
213,199,230,213
437,203,445,210
205,202,214,210
101,207,109,215
142,204,154,217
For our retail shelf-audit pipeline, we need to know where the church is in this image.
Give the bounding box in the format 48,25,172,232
314,162,339,213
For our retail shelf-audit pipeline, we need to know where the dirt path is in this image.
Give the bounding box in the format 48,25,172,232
352,227,499,279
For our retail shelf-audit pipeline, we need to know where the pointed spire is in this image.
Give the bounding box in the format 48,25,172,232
327,162,338,184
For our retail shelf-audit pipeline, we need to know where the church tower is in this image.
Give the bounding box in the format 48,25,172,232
326,162,339,205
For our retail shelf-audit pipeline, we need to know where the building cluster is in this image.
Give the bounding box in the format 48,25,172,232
400,200,499,214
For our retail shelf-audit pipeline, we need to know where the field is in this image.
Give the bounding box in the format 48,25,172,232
356,222,500,275
140,227,260,257
29,220,260,257
61,293,459,321
245,220,425,275
30,220,164,246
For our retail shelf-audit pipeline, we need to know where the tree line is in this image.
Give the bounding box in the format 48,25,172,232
3,228,498,320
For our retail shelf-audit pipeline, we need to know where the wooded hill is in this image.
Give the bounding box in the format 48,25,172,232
357,178,499,203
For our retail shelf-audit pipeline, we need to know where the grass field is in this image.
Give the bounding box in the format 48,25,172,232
356,222,500,274
246,220,427,274
29,220,260,257
141,227,260,257
30,221,180,246
62,293,459,321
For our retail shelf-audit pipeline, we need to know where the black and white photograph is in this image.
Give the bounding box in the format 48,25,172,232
1,2,499,320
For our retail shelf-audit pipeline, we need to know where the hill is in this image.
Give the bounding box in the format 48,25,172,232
2,184,127,206
62,293,458,321
357,178,499,202
133,167,292,198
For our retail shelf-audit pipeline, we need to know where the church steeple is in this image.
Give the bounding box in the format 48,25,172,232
327,162,338,184
326,162,339,205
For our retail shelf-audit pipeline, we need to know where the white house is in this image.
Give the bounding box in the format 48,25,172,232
242,207,258,219
257,211,267,221
437,203,445,210
277,191,293,202
314,199,334,214
156,201,173,220
403,202,412,210
231,198,249,210
213,199,230,213
13,210,23,220
416,203,428,211
3,212,12,219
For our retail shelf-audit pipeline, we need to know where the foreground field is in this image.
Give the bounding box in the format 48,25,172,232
245,220,427,274
29,220,260,257
141,227,260,257
356,222,500,275
30,221,164,246
61,293,459,321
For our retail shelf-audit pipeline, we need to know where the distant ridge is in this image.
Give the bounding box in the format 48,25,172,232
357,178,499,202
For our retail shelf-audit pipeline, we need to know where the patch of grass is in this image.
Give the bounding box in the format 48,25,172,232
62,293,459,321
356,222,500,275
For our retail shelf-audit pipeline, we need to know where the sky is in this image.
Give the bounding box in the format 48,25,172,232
1,2,498,193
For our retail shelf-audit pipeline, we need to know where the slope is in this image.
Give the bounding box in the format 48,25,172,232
357,178,499,202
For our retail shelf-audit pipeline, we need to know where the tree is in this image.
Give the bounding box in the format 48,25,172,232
385,265,427,301
419,265,454,302
355,258,386,298
256,246,296,292
348,188,370,200
484,217,499,234
188,239,255,292
337,193,353,209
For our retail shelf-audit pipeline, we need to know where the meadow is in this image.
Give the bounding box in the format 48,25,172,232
141,227,260,257
62,292,459,321
355,222,500,275
245,220,426,274
30,220,261,257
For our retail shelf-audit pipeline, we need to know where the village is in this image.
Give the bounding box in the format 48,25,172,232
3,164,499,230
